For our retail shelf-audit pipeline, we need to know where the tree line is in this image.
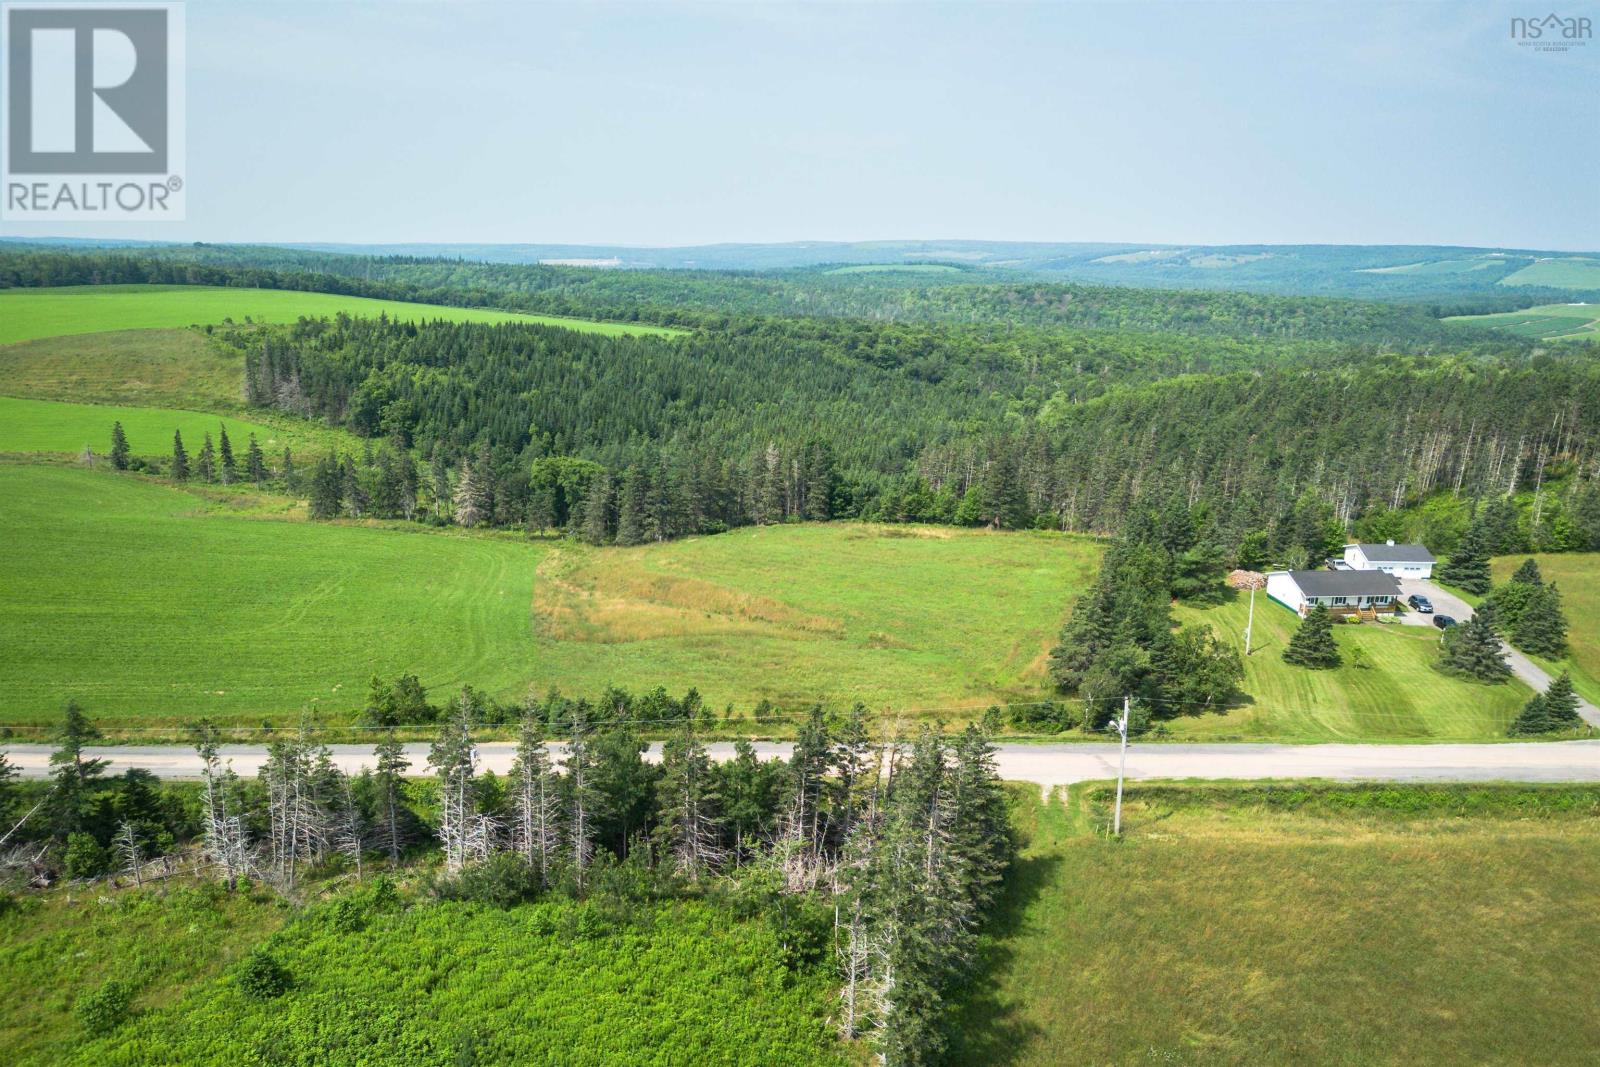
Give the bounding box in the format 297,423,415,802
1,696,1013,1066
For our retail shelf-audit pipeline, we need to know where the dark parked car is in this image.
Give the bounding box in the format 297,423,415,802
1432,615,1457,630
1407,594,1434,613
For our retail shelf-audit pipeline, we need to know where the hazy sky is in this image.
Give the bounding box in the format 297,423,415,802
5,0,1597,249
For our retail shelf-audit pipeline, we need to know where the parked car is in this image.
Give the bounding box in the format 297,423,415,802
1407,594,1434,613
1432,615,1457,630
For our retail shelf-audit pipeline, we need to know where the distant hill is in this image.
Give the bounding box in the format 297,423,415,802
267,240,1600,300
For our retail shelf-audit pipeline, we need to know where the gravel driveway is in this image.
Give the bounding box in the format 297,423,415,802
1396,577,1600,728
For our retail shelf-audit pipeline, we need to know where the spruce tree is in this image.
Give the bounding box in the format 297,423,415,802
1439,614,1511,682
48,700,107,840
1507,673,1583,736
308,455,344,519
280,448,296,492
171,430,190,481
245,433,267,485
1510,558,1543,586
195,432,216,483
1282,606,1341,669
580,472,613,545
217,425,236,484
1511,583,1569,658
109,422,130,471
614,466,646,545
1437,517,1491,594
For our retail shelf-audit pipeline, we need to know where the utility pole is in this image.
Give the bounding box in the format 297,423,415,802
1243,582,1257,656
1113,695,1130,837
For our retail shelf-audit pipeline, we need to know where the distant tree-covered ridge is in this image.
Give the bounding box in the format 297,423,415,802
0,243,1561,345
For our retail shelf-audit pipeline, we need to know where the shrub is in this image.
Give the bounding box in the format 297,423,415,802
76,979,134,1035
235,948,291,1000
433,853,540,909
63,833,110,879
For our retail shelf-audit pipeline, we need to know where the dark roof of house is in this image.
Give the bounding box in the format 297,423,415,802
1287,570,1402,597
1352,543,1436,563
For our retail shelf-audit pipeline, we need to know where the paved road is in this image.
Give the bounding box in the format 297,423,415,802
1396,577,1600,728
5,740,1598,787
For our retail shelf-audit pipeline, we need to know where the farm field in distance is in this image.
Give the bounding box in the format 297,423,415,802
1445,301,1600,340
951,784,1600,1067
0,284,681,345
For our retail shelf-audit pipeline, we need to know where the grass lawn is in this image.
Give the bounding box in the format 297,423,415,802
0,465,1099,728
1166,595,1530,741
0,285,680,345
1444,301,1600,340
1492,553,1600,706
951,784,1600,1067
0,395,345,459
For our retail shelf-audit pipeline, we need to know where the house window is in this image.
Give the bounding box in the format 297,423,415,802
1332,596,1347,605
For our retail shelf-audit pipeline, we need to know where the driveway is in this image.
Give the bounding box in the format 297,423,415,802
1396,577,1600,729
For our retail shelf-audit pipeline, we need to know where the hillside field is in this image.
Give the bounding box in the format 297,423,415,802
1445,302,1600,340
952,785,1600,1067
0,285,679,345
0,396,340,458
0,464,1098,727
1491,553,1600,706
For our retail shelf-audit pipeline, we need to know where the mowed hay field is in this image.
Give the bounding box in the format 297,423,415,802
952,786,1600,1067
1167,596,1529,740
0,465,1099,727
1492,553,1600,706
0,284,680,345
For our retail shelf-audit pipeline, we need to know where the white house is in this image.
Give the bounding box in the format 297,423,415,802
1266,569,1403,617
1342,541,1435,579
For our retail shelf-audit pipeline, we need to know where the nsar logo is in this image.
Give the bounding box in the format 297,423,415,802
1510,12,1592,51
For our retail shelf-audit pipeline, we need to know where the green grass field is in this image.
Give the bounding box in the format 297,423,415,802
1492,553,1600,706
0,285,680,345
1445,301,1600,340
0,396,340,458
952,784,1600,1066
0,465,1100,727
1166,595,1529,740
1498,256,1600,290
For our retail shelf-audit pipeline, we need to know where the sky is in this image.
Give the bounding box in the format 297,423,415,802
3,0,1597,249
